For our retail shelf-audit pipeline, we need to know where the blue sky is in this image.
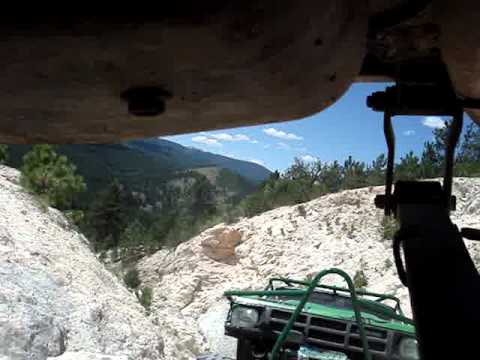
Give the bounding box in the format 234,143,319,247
164,83,474,171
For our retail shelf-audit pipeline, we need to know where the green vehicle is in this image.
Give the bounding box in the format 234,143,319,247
224,269,418,360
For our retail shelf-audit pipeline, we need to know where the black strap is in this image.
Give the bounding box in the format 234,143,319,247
393,227,420,287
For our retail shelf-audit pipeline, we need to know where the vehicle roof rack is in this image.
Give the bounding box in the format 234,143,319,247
266,277,404,315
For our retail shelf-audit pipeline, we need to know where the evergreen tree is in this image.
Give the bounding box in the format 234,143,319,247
396,151,421,180
120,219,156,253
457,123,480,176
320,161,343,193
366,154,387,186
284,158,323,201
342,156,367,189
242,191,270,217
269,170,281,182
431,120,450,165
20,144,86,209
420,141,442,179
217,169,235,197
88,180,127,250
459,123,480,162
190,175,217,217
0,145,8,164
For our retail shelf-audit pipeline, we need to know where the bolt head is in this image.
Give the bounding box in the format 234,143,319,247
121,86,172,117
375,195,386,209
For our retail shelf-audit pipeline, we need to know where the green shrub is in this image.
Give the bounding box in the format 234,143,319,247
64,210,85,227
98,251,107,262
20,145,86,210
0,144,8,164
381,216,399,240
297,205,307,218
139,287,153,311
119,219,157,254
123,269,141,289
353,270,368,289
223,211,239,225
384,258,393,270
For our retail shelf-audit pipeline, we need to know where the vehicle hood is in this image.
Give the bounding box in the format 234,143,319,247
231,296,415,335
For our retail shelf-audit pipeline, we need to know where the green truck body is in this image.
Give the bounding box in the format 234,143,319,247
224,269,418,360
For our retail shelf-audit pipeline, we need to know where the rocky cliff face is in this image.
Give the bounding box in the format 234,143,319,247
138,178,480,360
3,165,479,360
0,167,163,360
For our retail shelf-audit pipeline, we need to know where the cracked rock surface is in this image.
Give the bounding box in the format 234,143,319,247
0,166,163,360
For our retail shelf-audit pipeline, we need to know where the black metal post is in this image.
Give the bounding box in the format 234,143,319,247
397,192,480,359
443,111,463,210
383,110,395,216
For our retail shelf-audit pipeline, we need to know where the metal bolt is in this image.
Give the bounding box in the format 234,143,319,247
121,86,172,117
366,91,388,112
374,195,386,209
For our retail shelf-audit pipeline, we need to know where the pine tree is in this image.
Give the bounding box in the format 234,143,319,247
120,219,156,253
284,158,323,201
396,151,421,180
20,144,86,209
0,145,8,164
459,123,480,161
420,141,442,179
457,123,480,176
342,156,367,189
88,180,127,250
190,175,217,217
321,161,343,193
366,154,387,186
431,120,450,165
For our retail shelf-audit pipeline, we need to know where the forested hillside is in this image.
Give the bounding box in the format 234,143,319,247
1,120,478,259
2,140,269,255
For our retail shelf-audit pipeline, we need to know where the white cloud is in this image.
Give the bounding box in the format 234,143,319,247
422,116,446,129
192,132,260,147
301,155,318,162
198,132,260,144
191,136,222,147
249,159,265,166
403,130,416,136
263,128,303,141
277,142,291,150
210,133,251,142
210,133,236,141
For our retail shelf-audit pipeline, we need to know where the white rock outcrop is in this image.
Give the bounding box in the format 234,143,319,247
0,167,163,360
138,178,480,360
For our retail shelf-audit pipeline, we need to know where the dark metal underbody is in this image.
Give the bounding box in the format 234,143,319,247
1,1,480,143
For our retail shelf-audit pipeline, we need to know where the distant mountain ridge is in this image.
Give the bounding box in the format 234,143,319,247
126,138,271,184
6,139,271,202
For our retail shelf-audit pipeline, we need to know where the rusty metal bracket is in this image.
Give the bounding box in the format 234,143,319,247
367,83,464,215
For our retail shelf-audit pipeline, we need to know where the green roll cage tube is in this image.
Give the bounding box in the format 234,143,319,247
224,268,414,360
